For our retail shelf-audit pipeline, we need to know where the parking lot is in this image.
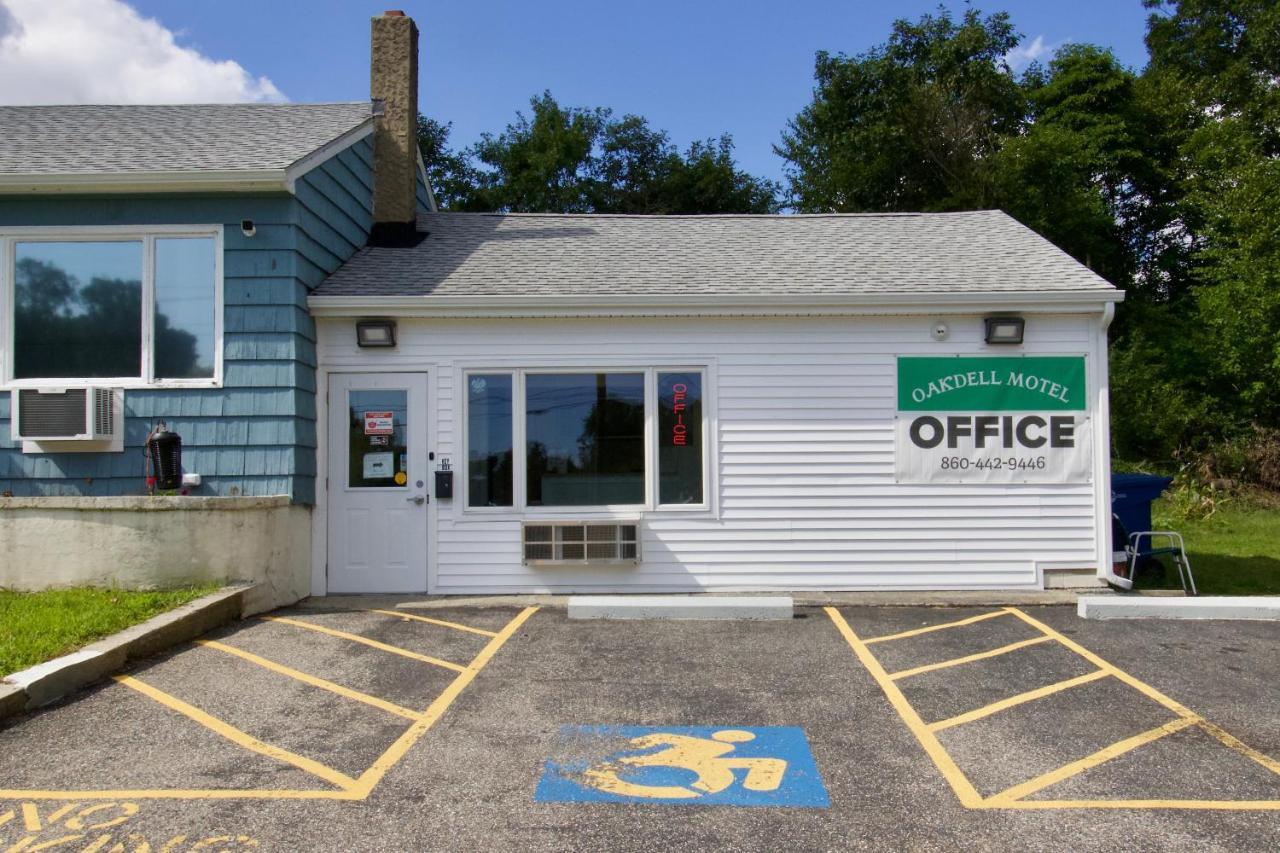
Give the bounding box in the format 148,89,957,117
1,602,1277,851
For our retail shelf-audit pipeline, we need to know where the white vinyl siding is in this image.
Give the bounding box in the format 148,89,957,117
318,313,1103,593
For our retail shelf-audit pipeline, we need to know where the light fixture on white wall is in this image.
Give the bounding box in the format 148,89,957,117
356,319,397,348
984,316,1025,344
930,320,950,341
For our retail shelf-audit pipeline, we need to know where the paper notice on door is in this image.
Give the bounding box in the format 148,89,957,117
362,452,394,479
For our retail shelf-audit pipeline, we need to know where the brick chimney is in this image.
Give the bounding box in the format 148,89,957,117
369,10,420,246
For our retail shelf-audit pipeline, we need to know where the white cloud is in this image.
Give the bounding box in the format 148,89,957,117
0,0,284,104
1004,34,1060,72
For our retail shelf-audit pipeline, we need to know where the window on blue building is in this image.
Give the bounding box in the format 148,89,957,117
3,228,221,386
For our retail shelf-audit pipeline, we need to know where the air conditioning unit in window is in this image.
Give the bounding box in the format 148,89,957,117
522,521,640,566
12,388,120,441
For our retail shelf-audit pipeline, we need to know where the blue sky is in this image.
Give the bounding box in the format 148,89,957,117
71,1,1157,183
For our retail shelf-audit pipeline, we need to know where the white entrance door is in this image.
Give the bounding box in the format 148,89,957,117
327,372,429,593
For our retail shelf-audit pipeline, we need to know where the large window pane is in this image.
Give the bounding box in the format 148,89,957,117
13,241,143,378
658,372,704,504
155,237,216,378
348,389,408,488
526,373,644,506
467,374,514,507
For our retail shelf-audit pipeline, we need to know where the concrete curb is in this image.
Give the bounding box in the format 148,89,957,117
568,595,794,620
1079,595,1280,621
1,584,257,722
301,589,1187,613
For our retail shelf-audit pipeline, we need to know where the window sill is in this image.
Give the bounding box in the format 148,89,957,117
452,505,717,522
3,379,222,391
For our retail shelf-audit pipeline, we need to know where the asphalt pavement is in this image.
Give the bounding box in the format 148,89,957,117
1,603,1277,851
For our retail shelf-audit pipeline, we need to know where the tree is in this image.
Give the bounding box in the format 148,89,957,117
995,45,1150,289
416,92,778,214
470,92,606,213
1144,0,1280,154
416,116,482,210
777,8,1024,212
1108,0,1280,458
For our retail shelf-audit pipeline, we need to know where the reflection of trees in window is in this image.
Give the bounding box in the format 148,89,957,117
14,258,199,379
467,374,514,506
526,373,644,506
576,391,645,474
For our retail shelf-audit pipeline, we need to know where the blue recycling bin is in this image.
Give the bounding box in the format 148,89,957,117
1110,473,1173,544
1110,472,1197,593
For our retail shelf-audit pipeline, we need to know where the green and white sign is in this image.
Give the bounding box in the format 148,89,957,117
895,356,1093,484
898,356,1086,411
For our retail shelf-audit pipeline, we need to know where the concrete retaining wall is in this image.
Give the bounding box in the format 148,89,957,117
0,496,310,611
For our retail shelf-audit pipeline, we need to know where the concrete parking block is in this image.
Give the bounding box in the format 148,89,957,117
1078,595,1280,620
0,682,27,719
567,594,793,620
1,584,256,719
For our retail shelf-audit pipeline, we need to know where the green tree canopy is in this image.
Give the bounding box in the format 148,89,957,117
776,8,1024,212
418,92,779,214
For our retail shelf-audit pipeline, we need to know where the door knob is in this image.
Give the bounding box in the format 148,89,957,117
406,494,426,505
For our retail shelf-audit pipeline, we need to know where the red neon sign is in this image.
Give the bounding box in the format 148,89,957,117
671,382,688,446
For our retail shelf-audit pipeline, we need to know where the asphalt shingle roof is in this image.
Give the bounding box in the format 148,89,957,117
0,102,372,175
312,210,1117,299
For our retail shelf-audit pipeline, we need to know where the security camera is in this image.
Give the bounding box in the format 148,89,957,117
240,219,256,237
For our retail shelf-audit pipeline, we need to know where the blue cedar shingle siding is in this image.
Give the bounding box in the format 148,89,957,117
0,137,375,502
416,167,432,213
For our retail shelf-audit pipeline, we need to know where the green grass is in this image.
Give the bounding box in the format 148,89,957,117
0,585,220,676
1144,499,1280,595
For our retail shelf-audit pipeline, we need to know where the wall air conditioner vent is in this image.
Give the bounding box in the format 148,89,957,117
13,388,120,442
522,521,640,565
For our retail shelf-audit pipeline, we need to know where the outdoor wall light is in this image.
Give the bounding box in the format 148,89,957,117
984,316,1025,345
356,319,397,348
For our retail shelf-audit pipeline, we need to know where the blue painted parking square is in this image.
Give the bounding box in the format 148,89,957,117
535,725,829,807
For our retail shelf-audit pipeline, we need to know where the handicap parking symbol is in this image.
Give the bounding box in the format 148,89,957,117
535,725,829,807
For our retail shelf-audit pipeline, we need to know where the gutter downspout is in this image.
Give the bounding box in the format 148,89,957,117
1095,302,1130,589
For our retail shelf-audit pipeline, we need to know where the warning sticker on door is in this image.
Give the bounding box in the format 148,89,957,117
535,725,828,807
363,411,394,435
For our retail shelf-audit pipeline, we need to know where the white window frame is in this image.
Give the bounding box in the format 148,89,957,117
0,224,224,389
460,365,712,516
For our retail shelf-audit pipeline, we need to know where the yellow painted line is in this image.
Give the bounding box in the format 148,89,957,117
928,670,1112,733
863,610,1011,645
262,616,468,673
986,716,1200,805
0,788,364,802
1195,718,1280,777
825,607,985,809
1002,608,1200,719
196,639,423,722
1005,607,1280,780
995,798,1280,811
369,609,498,638
346,606,539,799
112,674,358,792
8,832,85,850
0,608,537,804
888,636,1052,681
17,803,78,833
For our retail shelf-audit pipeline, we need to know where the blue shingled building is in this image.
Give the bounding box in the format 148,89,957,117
0,13,434,606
